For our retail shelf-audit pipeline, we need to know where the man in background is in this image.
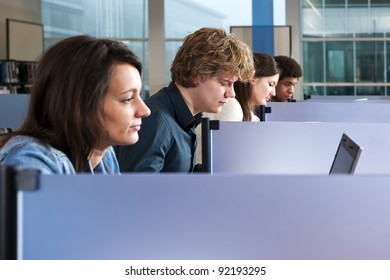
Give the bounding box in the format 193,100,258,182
272,55,303,102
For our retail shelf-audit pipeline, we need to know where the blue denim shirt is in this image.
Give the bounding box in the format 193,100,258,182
0,135,120,174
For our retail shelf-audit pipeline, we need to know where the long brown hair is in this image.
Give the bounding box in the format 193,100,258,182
0,36,142,172
235,53,280,121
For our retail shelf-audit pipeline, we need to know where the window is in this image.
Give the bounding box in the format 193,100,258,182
164,0,251,84
42,0,252,96
42,0,149,97
301,0,390,96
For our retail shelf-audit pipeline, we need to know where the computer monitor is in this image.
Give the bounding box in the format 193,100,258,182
329,133,363,174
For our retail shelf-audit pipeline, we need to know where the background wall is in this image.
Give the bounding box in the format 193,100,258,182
0,0,41,59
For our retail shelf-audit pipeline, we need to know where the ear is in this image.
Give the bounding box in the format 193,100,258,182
249,79,255,86
192,76,202,86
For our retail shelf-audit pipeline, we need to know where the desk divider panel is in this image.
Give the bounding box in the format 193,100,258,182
0,95,29,128
0,165,17,260
0,165,39,260
18,174,390,260
211,121,390,174
267,102,390,123
9,122,390,259
305,95,390,102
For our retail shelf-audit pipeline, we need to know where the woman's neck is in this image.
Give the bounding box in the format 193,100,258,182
88,148,106,169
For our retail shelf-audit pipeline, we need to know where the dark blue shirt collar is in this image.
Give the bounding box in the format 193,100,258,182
167,82,202,131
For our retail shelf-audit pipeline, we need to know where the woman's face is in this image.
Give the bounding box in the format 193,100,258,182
250,73,280,106
100,63,150,149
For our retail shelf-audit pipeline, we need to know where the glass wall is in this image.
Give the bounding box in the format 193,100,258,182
42,0,149,96
301,0,390,97
42,0,247,96
163,0,223,82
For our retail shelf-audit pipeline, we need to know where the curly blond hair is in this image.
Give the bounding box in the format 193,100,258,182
171,27,255,87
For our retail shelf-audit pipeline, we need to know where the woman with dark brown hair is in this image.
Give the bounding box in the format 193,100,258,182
0,35,150,174
234,53,280,121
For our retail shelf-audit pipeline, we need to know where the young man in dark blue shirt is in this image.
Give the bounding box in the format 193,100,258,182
115,27,255,172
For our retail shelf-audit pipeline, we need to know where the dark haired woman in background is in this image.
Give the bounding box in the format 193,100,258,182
234,52,280,121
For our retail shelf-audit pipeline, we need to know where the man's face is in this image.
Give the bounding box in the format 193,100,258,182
274,77,299,102
192,73,238,114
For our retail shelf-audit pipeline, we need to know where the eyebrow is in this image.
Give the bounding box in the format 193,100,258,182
119,88,138,95
219,78,235,83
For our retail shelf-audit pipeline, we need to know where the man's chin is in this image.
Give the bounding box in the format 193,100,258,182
205,107,221,114
215,107,223,113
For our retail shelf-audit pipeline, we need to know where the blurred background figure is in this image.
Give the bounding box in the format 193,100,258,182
271,55,302,102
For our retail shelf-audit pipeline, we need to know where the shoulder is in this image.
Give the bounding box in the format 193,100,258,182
145,87,171,109
251,112,260,122
102,147,120,174
204,98,243,121
1,135,52,157
0,135,75,174
142,105,177,136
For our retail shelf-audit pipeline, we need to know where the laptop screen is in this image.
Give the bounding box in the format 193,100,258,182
329,133,363,174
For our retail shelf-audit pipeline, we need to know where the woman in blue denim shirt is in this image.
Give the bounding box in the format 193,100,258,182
0,36,150,174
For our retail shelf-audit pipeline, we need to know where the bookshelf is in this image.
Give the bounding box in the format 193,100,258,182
0,60,38,94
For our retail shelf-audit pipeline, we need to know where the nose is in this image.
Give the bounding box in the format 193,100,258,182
225,85,236,98
289,85,295,93
136,99,151,118
270,87,276,96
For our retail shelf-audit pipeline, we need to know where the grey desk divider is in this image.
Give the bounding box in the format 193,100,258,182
18,173,390,260
211,121,390,175
200,117,219,173
0,165,17,260
0,165,39,260
0,94,29,128
305,95,390,102
255,105,272,122
267,102,390,122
